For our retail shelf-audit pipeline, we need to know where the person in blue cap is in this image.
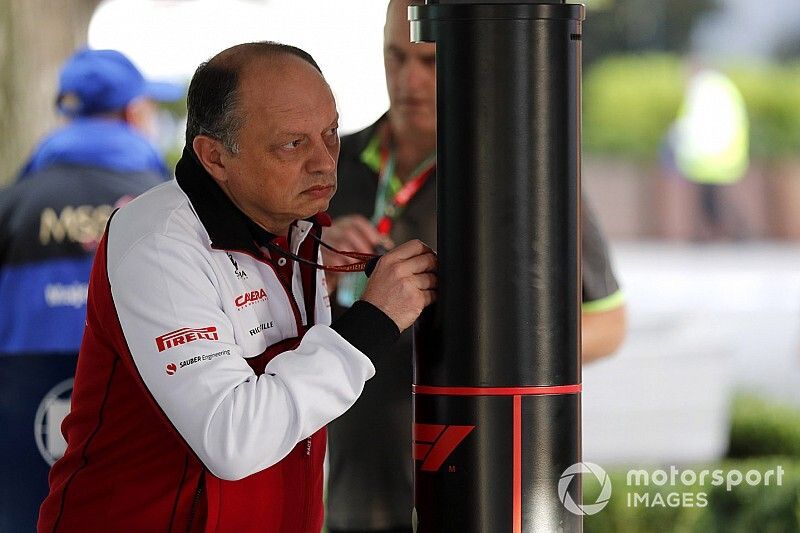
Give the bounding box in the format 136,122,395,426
1,46,183,352
0,47,183,531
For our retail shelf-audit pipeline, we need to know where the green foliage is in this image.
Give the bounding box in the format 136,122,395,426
159,95,187,119
583,0,720,67
583,459,800,533
727,65,800,160
157,97,187,173
700,462,800,533
583,55,800,160
582,396,800,531
583,54,684,159
728,394,800,459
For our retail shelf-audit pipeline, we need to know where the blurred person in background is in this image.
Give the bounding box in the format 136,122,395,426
664,62,750,240
322,1,628,532
0,47,182,354
0,47,182,531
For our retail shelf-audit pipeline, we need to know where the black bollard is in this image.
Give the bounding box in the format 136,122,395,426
411,1,584,531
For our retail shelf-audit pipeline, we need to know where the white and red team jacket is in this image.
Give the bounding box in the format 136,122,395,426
38,150,383,532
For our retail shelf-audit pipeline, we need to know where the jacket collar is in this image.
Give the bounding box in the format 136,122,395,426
174,147,330,255
175,147,262,255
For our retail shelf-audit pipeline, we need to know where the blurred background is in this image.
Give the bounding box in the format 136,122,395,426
1,0,799,531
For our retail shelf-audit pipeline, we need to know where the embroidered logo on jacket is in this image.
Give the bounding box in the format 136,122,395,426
227,253,248,279
235,288,268,309
155,326,219,352
165,349,231,375
249,321,274,336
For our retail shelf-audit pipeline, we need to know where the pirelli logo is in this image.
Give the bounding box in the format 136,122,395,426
155,327,219,352
413,423,475,472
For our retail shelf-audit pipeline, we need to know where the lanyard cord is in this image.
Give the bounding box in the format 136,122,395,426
374,145,436,235
261,233,379,274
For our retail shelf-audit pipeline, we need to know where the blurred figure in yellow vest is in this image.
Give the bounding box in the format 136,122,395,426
672,63,750,240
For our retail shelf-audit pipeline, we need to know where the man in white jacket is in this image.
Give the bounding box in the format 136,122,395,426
38,42,437,533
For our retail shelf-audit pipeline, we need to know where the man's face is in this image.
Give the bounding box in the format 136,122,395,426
220,56,340,233
384,0,437,140
126,97,160,143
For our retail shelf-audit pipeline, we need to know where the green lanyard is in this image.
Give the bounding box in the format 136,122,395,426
372,146,436,235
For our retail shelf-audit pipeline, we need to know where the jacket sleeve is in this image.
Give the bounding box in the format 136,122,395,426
581,196,623,308
106,227,375,481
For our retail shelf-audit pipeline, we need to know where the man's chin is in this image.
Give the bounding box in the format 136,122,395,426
301,198,332,220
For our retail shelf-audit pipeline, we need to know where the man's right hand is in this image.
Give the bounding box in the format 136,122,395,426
360,240,437,332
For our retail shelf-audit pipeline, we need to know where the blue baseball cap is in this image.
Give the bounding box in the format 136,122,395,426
56,48,184,117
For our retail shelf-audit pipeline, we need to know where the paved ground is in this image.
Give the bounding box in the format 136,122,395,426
582,241,800,466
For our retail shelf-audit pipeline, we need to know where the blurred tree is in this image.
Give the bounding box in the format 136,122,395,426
0,0,102,186
775,35,800,62
584,0,720,67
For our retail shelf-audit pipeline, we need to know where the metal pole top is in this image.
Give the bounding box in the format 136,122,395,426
410,2,585,42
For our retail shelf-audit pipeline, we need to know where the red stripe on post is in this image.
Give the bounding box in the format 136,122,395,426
513,395,522,533
412,384,582,396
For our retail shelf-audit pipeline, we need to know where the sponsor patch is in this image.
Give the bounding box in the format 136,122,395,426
227,253,248,279
249,321,274,336
166,349,231,375
235,288,268,309
155,326,218,352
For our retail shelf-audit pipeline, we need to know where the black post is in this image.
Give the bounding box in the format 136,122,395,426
411,1,584,532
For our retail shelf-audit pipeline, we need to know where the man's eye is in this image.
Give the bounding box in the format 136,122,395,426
387,49,405,66
282,139,303,150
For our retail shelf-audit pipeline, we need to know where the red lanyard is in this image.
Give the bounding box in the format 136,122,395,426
264,233,378,273
375,144,435,236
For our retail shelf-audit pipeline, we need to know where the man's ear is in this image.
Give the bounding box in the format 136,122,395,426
192,135,230,183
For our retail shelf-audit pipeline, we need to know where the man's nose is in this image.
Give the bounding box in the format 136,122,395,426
307,138,336,175
402,59,429,92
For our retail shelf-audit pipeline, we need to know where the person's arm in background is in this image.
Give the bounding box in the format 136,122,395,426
582,302,627,363
324,203,626,362
581,197,627,363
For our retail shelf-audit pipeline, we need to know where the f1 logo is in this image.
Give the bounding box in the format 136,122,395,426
413,423,475,472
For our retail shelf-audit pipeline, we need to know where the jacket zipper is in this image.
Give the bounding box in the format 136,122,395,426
299,232,320,531
229,227,319,531
270,233,314,531
185,474,205,533
266,238,307,335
